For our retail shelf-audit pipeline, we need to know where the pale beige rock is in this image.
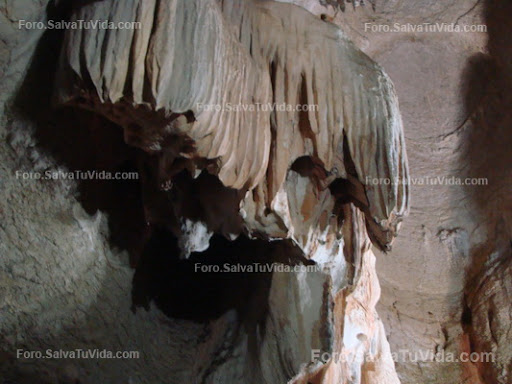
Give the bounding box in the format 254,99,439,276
55,0,409,253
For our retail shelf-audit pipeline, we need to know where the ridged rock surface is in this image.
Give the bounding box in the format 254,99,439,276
55,0,409,252
53,1,410,383
1,1,510,384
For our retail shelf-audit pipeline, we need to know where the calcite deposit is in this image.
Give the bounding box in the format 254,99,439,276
53,0,409,382
1,0,510,384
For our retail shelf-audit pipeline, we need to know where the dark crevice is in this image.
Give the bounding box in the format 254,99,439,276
138,165,246,242
297,73,318,158
132,228,312,325
461,298,473,327
266,58,279,203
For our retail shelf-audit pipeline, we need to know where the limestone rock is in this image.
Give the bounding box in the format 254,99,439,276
55,0,409,253
52,1,410,383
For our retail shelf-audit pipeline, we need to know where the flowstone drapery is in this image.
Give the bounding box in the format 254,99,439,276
55,0,409,382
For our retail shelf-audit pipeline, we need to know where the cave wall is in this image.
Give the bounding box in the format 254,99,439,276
1,1,404,383
0,2,204,383
316,1,511,383
1,1,510,384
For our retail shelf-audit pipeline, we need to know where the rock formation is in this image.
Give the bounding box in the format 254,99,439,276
52,0,409,382
1,0,510,384
56,0,408,249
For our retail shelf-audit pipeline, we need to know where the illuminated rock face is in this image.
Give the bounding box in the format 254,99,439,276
3,1,512,384
56,0,409,251
53,0,409,382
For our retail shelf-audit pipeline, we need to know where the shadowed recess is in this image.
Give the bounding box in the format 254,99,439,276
132,229,315,323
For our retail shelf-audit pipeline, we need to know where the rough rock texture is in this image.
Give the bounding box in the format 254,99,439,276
1,0,511,384
314,1,511,383
0,4,202,384
52,0,410,383
1,0,409,383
